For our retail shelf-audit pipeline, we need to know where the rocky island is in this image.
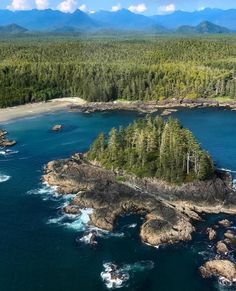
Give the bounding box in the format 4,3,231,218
43,115,236,284
0,129,16,147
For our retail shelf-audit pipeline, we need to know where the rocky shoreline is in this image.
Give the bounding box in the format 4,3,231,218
0,129,16,147
43,153,236,284
69,99,236,114
43,154,236,240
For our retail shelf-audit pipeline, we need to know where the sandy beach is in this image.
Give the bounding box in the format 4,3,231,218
1,97,236,124
0,97,87,123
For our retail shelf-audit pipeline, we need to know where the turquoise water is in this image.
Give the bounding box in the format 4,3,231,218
0,108,236,291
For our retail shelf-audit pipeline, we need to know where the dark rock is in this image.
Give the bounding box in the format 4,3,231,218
63,205,81,215
43,154,236,247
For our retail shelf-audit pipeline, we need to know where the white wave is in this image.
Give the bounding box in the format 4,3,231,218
28,182,78,203
62,194,77,201
48,208,93,232
27,182,60,200
218,276,234,287
101,261,154,289
101,263,129,289
79,232,98,245
0,174,11,183
127,223,137,228
144,241,159,249
0,149,18,156
217,168,236,174
47,206,126,244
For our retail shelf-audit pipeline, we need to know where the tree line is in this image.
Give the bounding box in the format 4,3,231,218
0,35,235,107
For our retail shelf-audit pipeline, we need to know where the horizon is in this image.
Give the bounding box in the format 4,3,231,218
0,6,236,16
0,0,235,15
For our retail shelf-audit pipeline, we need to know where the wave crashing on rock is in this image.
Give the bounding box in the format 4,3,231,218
101,261,154,289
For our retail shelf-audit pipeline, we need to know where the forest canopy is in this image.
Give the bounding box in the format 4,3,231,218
87,115,215,183
0,35,236,107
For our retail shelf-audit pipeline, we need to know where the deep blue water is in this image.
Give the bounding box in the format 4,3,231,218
1,108,236,291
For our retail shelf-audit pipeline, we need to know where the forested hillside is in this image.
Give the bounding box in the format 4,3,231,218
87,115,214,183
0,35,236,107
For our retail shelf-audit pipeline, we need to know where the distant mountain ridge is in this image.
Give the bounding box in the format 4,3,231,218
151,8,236,30
0,9,96,31
0,8,235,33
0,23,28,34
176,21,230,34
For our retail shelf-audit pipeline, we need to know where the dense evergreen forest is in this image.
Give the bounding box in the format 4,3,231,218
87,115,214,183
0,35,236,107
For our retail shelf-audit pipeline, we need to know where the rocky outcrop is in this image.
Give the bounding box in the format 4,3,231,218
200,260,236,283
63,205,81,215
0,129,7,138
0,129,16,147
206,228,217,241
140,215,194,246
218,219,232,227
224,230,236,240
122,170,236,214
43,154,236,247
43,154,197,246
223,230,236,250
52,124,62,131
216,241,229,255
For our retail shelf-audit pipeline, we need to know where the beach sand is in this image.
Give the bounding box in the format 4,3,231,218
0,97,87,123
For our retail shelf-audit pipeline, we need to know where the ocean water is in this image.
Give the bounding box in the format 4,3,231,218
0,108,236,291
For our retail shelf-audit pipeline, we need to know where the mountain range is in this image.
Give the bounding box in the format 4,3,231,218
0,8,235,33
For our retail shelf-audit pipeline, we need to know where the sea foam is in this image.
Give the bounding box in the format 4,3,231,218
27,182,61,201
47,208,94,232
0,149,19,156
101,261,154,289
0,174,11,183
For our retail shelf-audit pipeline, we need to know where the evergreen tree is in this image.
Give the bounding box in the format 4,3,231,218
87,115,215,183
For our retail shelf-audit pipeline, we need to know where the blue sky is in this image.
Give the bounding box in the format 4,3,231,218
1,0,236,15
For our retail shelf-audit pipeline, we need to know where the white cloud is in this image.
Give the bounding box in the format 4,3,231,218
158,3,176,14
111,3,121,12
128,3,147,13
35,0,49,10
7,0,31,10
198,7,206,11
79,4,87,12
57,0,77,12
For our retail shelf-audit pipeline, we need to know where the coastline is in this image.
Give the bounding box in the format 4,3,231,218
0,97,87,123
70,98,236,113
1,97,236,123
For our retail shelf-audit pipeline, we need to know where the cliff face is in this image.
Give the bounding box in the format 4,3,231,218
124,170,236,213
43,154,236,247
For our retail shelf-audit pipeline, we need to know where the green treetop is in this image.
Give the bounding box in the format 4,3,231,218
87,115,214,183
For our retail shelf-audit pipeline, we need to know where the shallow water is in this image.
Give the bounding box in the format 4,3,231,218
0,108,236,291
